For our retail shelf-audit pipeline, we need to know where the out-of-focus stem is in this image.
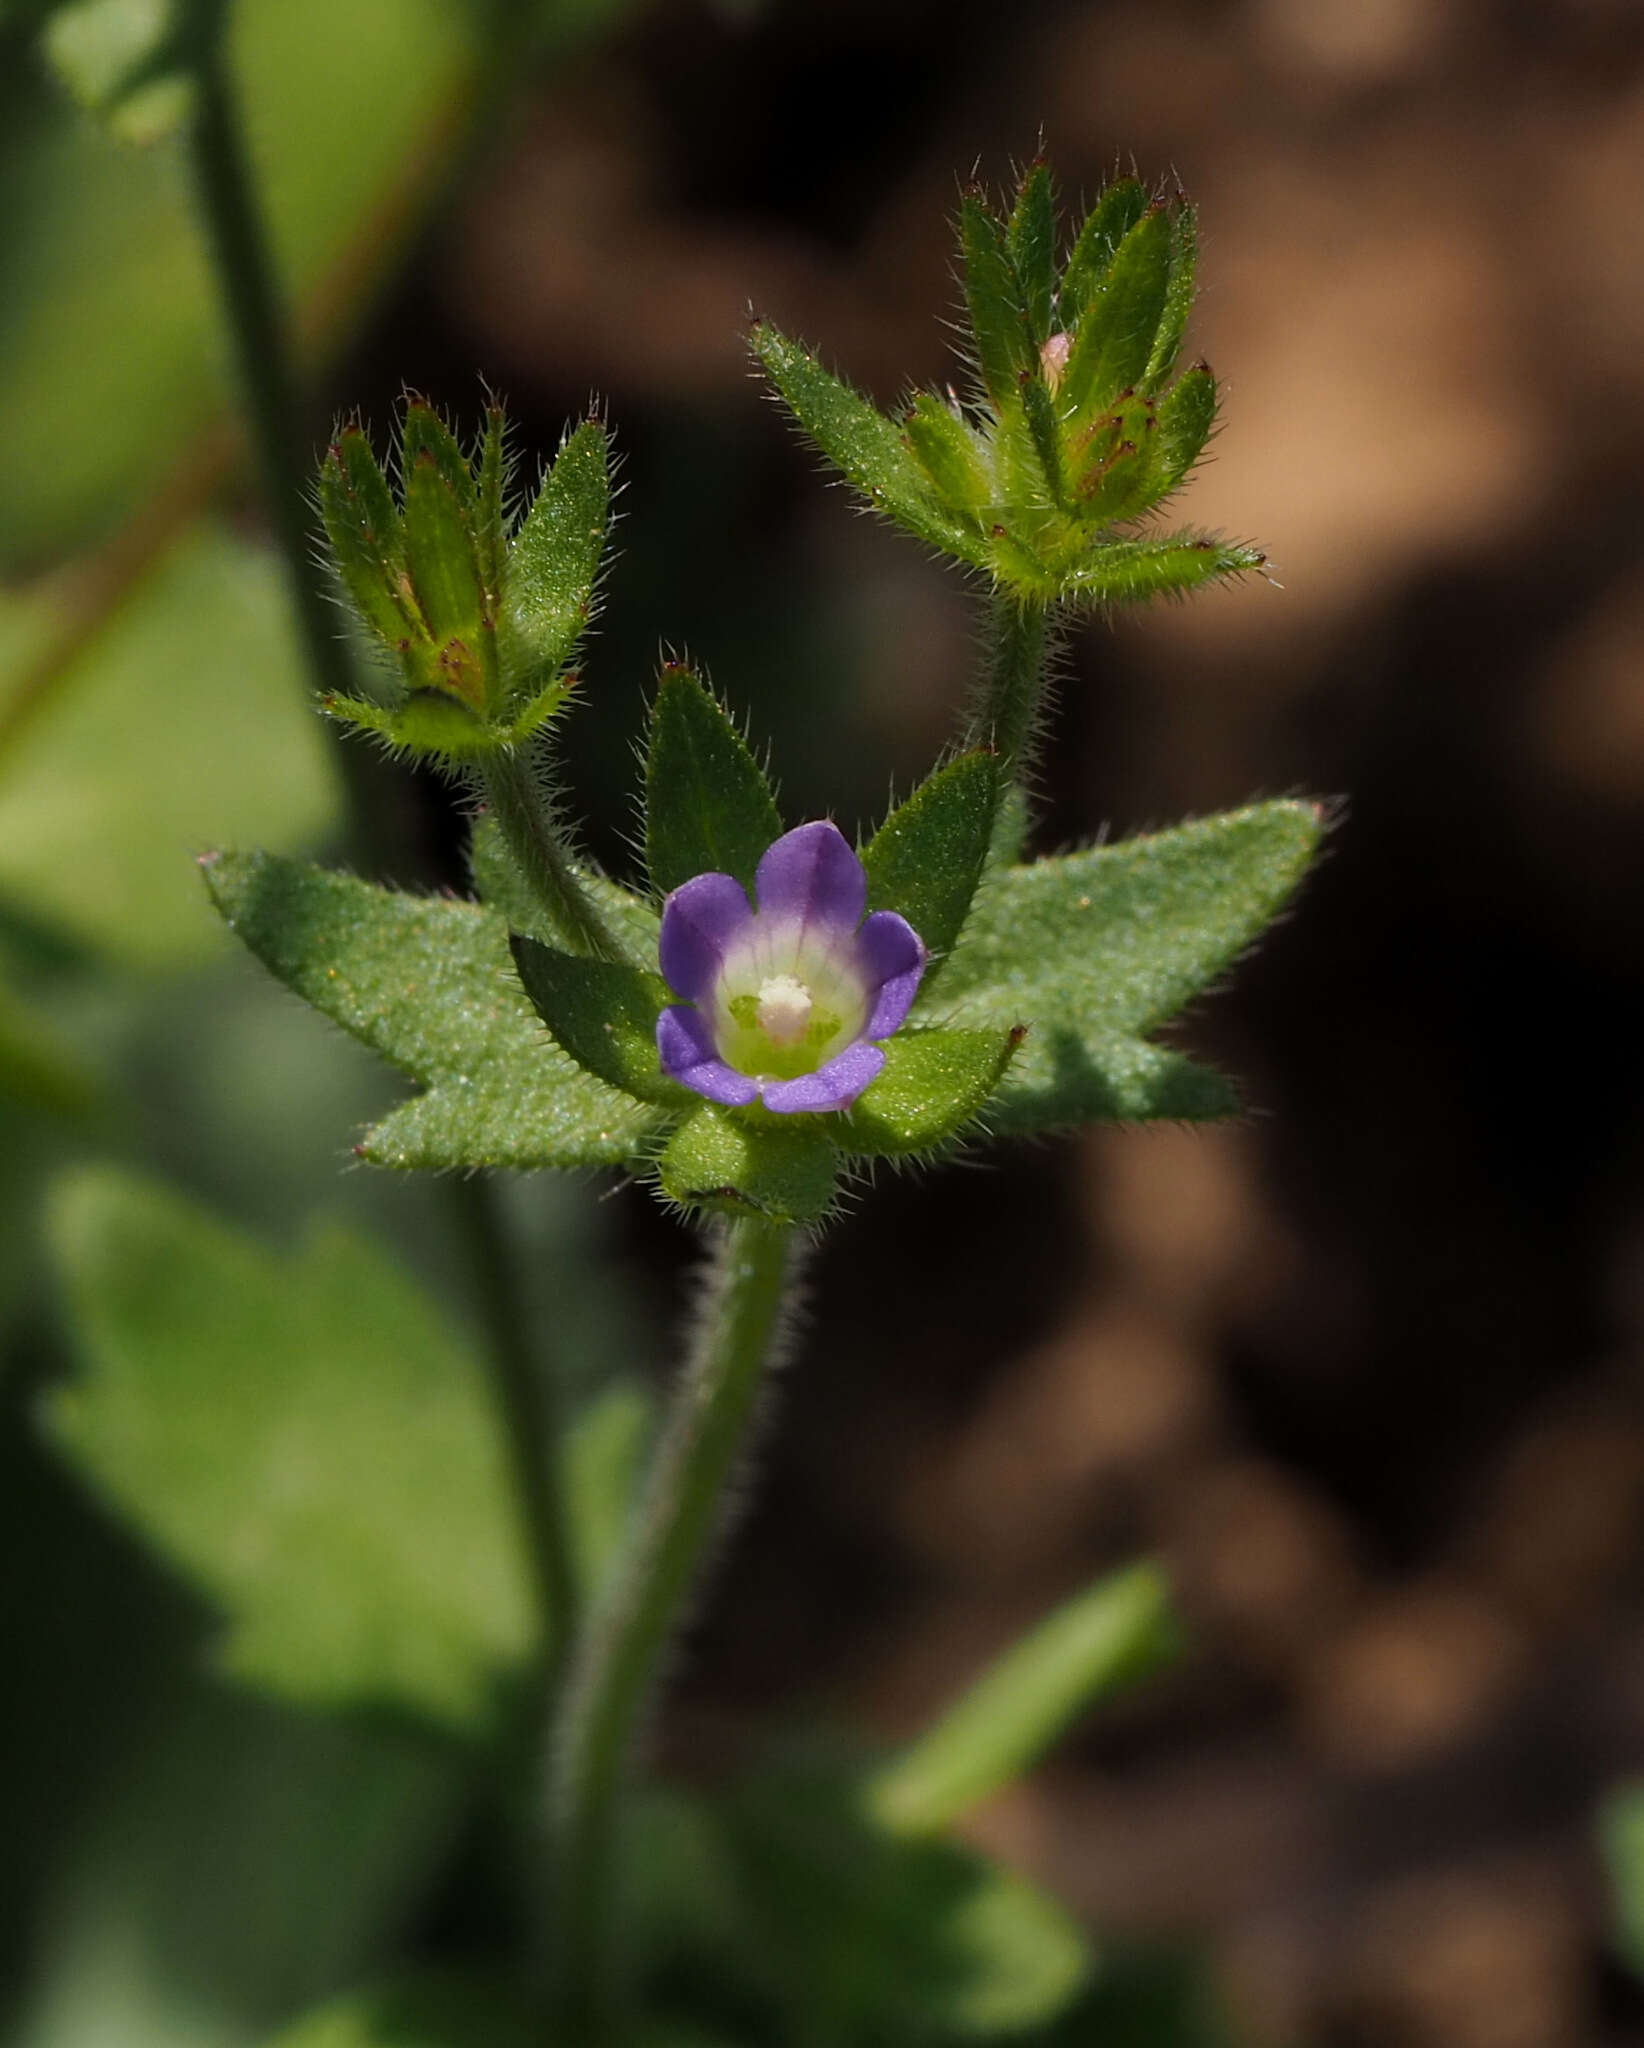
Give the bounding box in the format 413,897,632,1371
550,1216,799,2036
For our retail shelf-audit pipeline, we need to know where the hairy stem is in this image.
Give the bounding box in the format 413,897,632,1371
479,747,622,960
551,1216,799,2034
970,593,1051,787
448,1177,579,1669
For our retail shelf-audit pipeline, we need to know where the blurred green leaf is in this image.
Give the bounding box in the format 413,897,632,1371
645,662,783,900
202,851,663,1170
9,1681,462,2048
940,800,1322,1131
564,1380,653,1597
0,978,103,1119
259,1972,537,2048
44,1165,538,1735
862,749,997,986
1600,1779,1644,1980
868,1563,1181,1836
0,523,340,968
38,0,195,142
723,1756,1091,2043
0,0,473,566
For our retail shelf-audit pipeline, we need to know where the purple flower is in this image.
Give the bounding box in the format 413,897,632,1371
656,821,926,1114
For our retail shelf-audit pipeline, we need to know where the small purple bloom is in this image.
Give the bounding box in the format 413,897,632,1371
656,821,925,1114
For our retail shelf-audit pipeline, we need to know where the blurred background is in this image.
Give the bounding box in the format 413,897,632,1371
7,0,1644,2043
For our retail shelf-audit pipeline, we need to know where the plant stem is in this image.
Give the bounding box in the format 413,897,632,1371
550,1215,799,2035
186,9,355,712
970,593,1051,785
448,1176,579,1668
479,747,622,960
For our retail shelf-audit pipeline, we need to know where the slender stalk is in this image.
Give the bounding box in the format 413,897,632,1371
449,1176,579,1664
551,1216,799,2035
970,591,1052,780
479,747,622,960
186,8,354,710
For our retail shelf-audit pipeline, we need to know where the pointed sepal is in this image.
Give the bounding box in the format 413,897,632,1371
659,1104,838,1224
645,662,784,898
510,936,682,1106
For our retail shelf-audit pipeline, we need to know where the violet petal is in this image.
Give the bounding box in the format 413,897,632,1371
761,1040,885,1115
753,821,865,943
659,872,754,1001
656,1004,761,1107
857,910,927,1039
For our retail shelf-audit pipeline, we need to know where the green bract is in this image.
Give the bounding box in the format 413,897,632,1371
318,404,607,760
752,165,1263,608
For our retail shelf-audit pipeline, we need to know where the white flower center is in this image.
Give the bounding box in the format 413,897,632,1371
755,973,814,1048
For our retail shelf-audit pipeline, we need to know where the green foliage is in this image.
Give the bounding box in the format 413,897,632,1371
0,523,340,968
36,0,197,143
841,1028,1021,1160
0,982,103,1120
510,936,684,1107
644,662,783,898
202,851,662,1170
1600,1780,1644,1980
756,168,1259,609
318,405,609,760
658,1103,838,1224
861,749,998,980
260,1972,537,2048
869,1563,1181,1836
936,800,1323,1131
44,1166,538,1736
721,1756,1092,2042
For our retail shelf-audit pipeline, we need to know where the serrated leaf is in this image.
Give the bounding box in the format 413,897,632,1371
960,194,1035,411
645,665,783,898
1061,206,1173,418
260,1971,538,2048
43,1167,538,1736
202,851,662,1171
869,1562,1181,1836
724,1755,1091,2042
510,935,681,1106
658,1104,837,1224
751,323,990,566
1007,163,1058,347
1061,532,1264,608
498,419,608,697
1155,367,1217,492
839,1027,1019,1159
938,801,1322,1132
1146,202,1198,386
1058,177,1148,331
861,749,998,982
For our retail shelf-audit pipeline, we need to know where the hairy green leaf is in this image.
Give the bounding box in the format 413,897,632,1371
498,419,609,697
1146,202,1199,386
862,750,998,983
840,1027,1020,1159
961,194,1035,409
903,393,991,516
44,1168,537,1736
658,1104,837,1224
510,936,681,1106
1060,532,1264,609
645,665,783,898
1061,206,1173,418
1058,177,1148,332
202,852,661,1171
1154,367,1218,494
1007,163,1058,347
939,801,1322,1132
869,1563,1181,1835
320,428,418,651
751,323,989,565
